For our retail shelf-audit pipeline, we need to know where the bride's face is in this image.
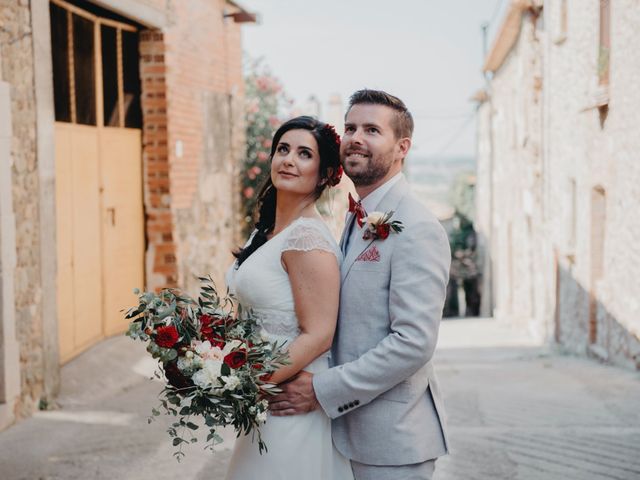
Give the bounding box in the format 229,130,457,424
271,129,321,196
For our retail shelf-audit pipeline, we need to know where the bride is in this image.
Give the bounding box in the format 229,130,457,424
225,116,354,479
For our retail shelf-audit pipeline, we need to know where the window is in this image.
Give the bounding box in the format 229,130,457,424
50,3,72,123
101,25,119,126
72,13,96,125
121,30,142,128
49,0,141,128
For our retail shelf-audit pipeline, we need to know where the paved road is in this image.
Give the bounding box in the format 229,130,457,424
1,318,639,479
435,319,640,480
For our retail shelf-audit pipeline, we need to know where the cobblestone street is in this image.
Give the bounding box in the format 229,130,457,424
1,317,639,480
435,319,640,480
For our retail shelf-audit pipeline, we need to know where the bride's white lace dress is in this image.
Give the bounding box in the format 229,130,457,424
224,216,354,480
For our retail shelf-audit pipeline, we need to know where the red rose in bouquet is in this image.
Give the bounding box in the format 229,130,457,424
163,359,193,389
224,349,248,369
199,314,226,347
155,325,179,348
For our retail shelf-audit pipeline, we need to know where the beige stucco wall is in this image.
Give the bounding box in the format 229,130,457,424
0,51,21,429
477,0,640,368
545,0,640,365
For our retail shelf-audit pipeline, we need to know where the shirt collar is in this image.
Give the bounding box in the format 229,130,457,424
360,172,404,214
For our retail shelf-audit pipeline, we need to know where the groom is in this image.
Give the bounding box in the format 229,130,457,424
270,89,450,479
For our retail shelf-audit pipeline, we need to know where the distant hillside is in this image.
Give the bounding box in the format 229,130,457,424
406,155,476,219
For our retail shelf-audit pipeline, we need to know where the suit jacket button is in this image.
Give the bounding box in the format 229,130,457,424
354,400,360,406
343,404,349,410
348,402,355,408
338,406,344,413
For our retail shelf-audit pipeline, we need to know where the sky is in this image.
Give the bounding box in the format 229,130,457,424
240,0,509,159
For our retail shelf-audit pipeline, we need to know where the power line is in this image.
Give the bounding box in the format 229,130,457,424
413,111,475,120
422,114,475,159
489,0,506,27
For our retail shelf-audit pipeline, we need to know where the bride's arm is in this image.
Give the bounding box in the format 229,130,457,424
266,249,340,385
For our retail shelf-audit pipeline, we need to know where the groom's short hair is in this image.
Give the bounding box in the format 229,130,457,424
347,89,414,140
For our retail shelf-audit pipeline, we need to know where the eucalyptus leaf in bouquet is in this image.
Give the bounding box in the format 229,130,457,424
125,276,289,461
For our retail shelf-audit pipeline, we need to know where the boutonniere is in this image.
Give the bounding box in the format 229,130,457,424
361,211,404,240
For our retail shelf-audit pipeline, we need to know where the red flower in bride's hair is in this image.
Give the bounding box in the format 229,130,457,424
155,325,179,348
322,124,342,186
328,165,343,186
322,123,341,147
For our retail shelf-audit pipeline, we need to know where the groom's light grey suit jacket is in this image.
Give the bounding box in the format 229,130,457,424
313,176,451,466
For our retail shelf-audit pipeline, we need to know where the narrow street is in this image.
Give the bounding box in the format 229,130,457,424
435,319,640,480
1,318,639,480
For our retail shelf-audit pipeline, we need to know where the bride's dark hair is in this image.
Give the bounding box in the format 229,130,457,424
234,116,342,267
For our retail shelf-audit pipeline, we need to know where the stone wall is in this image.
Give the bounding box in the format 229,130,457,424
477,0,640,369
0,0,45,417
0,44,21,430
478,7,550,340
0,0,250,429
545,0,640,367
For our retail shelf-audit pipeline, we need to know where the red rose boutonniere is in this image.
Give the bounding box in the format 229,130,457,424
361,211,404,240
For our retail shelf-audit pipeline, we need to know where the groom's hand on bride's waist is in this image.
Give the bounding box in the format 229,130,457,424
269,371,319,416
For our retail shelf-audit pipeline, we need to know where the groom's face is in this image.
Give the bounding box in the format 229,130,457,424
341,104,403,187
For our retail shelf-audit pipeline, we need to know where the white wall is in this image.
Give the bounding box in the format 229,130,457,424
0,64,21,430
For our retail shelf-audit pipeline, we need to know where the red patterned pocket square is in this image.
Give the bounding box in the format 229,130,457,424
356,245,381,262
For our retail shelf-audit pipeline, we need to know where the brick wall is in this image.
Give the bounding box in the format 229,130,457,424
139,0,246,293
162,0,246,293
139,30,178,289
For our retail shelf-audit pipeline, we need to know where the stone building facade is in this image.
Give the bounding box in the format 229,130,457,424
476,0,640,369
0,0,253,429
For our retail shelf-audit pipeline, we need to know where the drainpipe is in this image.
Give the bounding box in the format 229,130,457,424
481,22,495,317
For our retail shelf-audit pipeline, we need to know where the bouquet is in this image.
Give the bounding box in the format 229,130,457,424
125,276,289,460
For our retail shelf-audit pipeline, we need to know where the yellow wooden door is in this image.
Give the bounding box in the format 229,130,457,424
52,0,144,363
55,123,104,363
100,128,144,337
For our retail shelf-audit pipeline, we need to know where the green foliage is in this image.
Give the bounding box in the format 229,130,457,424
449,171,476,222
125,277,290,459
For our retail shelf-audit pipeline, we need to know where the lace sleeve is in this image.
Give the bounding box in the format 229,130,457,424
282,219,341,262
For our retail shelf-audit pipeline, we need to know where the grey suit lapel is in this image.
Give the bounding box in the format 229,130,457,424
339,212,356,256
340,177,410,283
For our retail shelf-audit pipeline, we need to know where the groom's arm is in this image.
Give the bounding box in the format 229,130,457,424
312,218,450,419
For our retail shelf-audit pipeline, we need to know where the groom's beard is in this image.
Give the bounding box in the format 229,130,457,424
343,150,395,187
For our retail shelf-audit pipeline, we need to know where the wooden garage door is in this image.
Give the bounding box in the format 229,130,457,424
51,0,144,363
